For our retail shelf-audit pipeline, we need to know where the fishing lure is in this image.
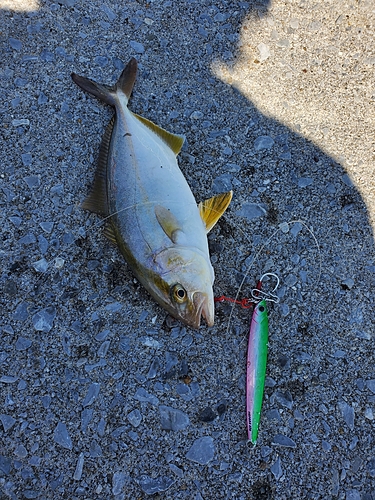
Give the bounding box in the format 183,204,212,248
246,299,269,444
246,273,279,444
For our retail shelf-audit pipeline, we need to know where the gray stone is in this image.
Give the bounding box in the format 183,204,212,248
130,40,145,53
32,258,48,273
13,302,30,321
112,472,128,495
82,383,101,407
254,135,274,151
73,452,84,481
274,390,293,409
133,388,159,405
159,405,190,431
32,306,56,332
271,457,283,480
9,37,22,50
169,463,184,477
271,434,296,448
100,4,116,21
14,444,27,458
54,422,73,450
0,455,11,474
0,414,16,432
127,409,142,428
15,337,32,351
257,43,270,62
147,357,160,379
137,475,175,495
236,202,267,220
338,401,354,430
186,436,215,465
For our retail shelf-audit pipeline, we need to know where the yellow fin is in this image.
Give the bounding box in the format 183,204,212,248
132,112,184,155
155,205,181,243
198,191,233,233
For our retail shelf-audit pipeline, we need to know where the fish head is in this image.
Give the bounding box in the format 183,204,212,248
152,247,215,329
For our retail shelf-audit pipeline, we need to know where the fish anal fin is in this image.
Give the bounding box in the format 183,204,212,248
81,117,114,216
103,224,117,245
132,112,184,155
198,191,233,233
155,205,182,243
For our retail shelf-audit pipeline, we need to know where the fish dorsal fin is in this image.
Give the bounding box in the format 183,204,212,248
132,112,184,155
198,191,233,233
81,116,114,216
155,205,182,243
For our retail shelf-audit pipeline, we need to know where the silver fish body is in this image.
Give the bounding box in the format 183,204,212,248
72,58,231,328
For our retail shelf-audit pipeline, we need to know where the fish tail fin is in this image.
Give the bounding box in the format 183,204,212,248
71,58,137,106
116,57,137,99
71,73,117,106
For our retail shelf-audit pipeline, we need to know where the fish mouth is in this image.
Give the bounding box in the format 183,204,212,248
187,292,214,329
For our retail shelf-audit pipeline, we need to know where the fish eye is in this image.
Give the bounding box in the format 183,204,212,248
171,284,187,304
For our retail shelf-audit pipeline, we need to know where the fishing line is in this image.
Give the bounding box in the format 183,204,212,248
217,217,322,336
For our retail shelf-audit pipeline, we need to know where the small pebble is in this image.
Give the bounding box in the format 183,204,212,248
32,258,48,273
100,4,116,21
159,405,190,431
112,472,128,495
271,434,296,448
127,409,142,428
364,408,374,420
9,37,22,50
186,436,215,465
254,135,274,151
236,203,267,220
279,222,289,233
136,475,175,495
13,302,30,322
271,457,283,480
298,177,313,188
198,406,217,423
133,388,159,405
82,383,101,407
32,306,56,332
0,415,16,432
147,357,160,379
257,42,270,62
338,401,354,430
129,40,145,54
73,452,84,480
54,422,73,450
169,463,184,478
15,337,32,351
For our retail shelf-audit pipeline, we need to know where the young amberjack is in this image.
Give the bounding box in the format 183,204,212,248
72,58,232,328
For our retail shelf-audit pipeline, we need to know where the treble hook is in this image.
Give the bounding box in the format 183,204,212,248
251,272,280,303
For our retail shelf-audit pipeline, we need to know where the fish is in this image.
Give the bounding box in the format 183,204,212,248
71,58,232,329
246,299,268,444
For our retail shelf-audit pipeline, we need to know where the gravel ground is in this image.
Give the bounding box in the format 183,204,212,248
1,0,375,499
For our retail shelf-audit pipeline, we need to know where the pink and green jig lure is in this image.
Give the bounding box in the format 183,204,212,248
215,272,279,444
246,273,279,444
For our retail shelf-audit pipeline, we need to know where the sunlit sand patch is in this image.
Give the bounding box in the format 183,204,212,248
0,0,40,11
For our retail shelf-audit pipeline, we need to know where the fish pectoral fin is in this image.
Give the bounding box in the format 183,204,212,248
198,191,233,233
103,224,117,245
81,117,114,216
155,205,182,243
132,112,185,155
